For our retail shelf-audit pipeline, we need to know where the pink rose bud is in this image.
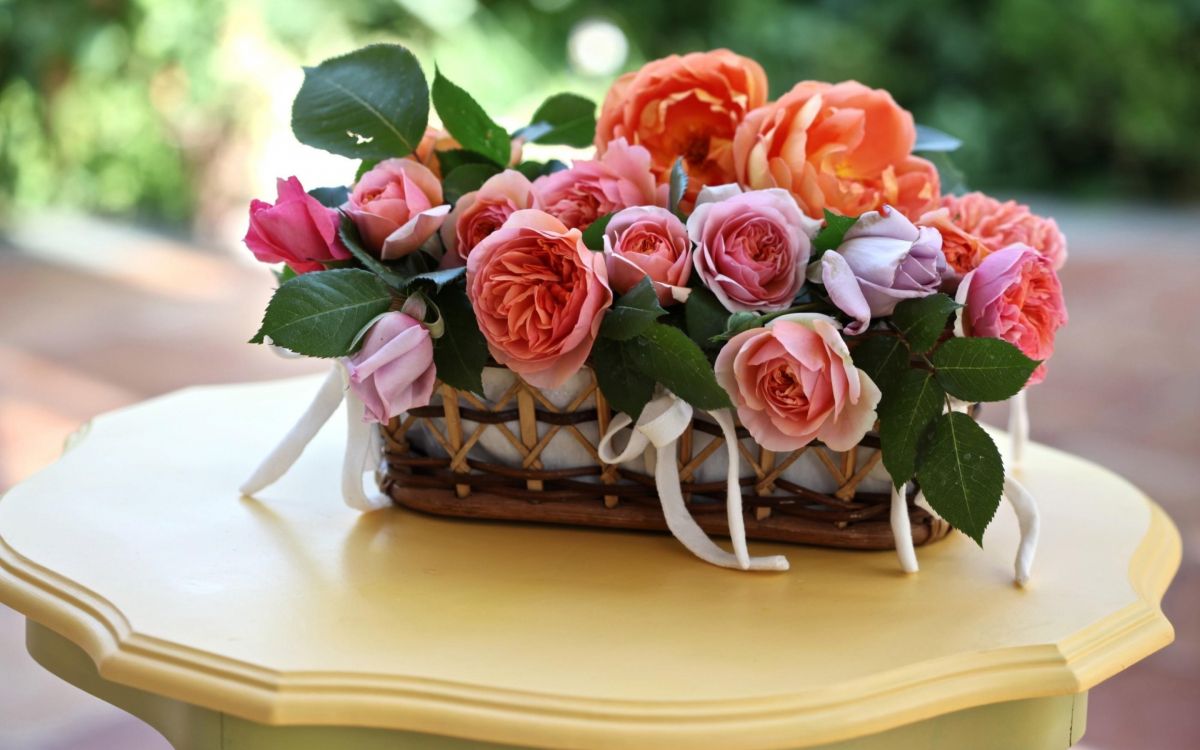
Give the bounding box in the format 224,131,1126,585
347,159,450,259
244,176,350,274
533,138,666,231
467,209,612,389
715,313,882,451
816,205,946,333
688,185,821,313
344,312,437,423
957,244,1067,386
441,169,539,265
603,206,692,305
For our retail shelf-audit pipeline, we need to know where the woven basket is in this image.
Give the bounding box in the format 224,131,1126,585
380,367,951,550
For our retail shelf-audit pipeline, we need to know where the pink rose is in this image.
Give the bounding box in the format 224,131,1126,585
956,244,1067,386
467,209,613,388
815,205,946,333
344,312,437,423
919,192,1067,276
688,184,821,313
603,206,692,305
533,138,666,231
346,159,450,259
441,169,539,265
244,176,350,274
715,313,882,451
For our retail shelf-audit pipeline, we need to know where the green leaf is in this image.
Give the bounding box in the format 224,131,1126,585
405,266,466,293
430,280,487,394
600,276,667,341
684,286,729,350
879,369,946,488
812,210,859,256
273,265,298,285
931,337,1040,402
442,162,501,205
431,68,511,167
291,44,429,160
515,93,596,148
435,148,492,174
337,214,407,287
626,323,731,410
308,185,349,208
580,212,615,250
916,411,1004,546
914,124,963,152
590,338,655,419
250,269,393,357
891,293,960,353
851,335,910,388
668,158,688,214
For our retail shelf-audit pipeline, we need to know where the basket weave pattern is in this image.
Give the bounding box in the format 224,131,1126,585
380,371,950,550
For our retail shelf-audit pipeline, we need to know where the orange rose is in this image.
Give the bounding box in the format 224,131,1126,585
595,49,768,198
732,81,939,220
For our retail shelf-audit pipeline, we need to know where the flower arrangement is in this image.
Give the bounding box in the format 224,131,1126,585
243,45,1067,580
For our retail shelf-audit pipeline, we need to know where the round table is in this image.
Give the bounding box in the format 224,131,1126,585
0,377,1179,750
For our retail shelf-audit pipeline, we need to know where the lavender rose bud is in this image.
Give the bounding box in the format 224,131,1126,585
812,205,946,333
343,312,437,423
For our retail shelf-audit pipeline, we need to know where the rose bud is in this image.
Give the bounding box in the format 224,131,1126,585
343,312,437,423
244,176,350,274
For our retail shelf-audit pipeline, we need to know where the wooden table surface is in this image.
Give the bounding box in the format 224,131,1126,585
0,376,1180,750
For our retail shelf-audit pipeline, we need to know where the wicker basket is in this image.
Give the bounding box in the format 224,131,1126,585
380,367,951,551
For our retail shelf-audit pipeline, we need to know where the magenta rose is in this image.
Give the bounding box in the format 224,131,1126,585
715,313,881,451
533,138,666,231
441,169,539,265
814,205,946,333
956,244,1067,386
343,312,437,423
688,185,821,313
346,159,450,259
244,176,350,274
603,206,692,305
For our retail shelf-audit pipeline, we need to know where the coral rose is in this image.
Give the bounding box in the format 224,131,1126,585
466,210,612,388
244,176,350,274
603,206,692,305
688,184,821,313
347,159,449,259
534,138,665,231
732,81,940,220
956,244,1067,386
595,49,768,197
715,313,882,451
344,312,437,423
920,192,1067,276
441,169,539,264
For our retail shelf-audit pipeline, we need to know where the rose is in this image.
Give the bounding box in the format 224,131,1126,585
410,126,525,178
732,81,940,220
346,159,450,259
715,313,882,451
603,206,692,305
956,244,1067,386
441,169,539,264
243,176,350,274
344,312,437,423
594,49,768,198
466,209,612,388
919,192,1067,276
813,205,946,333
533,138,665,231
687,184,821,313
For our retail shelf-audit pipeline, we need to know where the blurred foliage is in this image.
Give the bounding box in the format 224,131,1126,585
1,0,1197,228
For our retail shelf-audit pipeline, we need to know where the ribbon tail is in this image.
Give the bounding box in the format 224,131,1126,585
342,388,392,512
890,483,919,573
1009,389,1029,471
1003,473,1040,586
711,409,751,569
240,366,344,496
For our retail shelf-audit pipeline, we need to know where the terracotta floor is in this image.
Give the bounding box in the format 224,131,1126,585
0,206,1196,749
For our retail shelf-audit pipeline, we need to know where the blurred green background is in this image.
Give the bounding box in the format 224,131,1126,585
2,0,1198,237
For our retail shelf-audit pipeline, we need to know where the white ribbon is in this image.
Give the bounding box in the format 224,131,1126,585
597,392,789,572
1009,389,1029,470
890,483,919,574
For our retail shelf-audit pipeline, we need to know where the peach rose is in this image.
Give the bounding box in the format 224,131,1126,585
441,169,539,264
595,49,768,197
715,313,882,451
466,209,612,388
410,126,524,179
732,81,940,220
346,159,450,259
603,206,691,305
919,192,1067,276
956,244,1067,386
533,138,665,231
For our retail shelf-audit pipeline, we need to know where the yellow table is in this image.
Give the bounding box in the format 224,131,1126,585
0,377,1179,750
